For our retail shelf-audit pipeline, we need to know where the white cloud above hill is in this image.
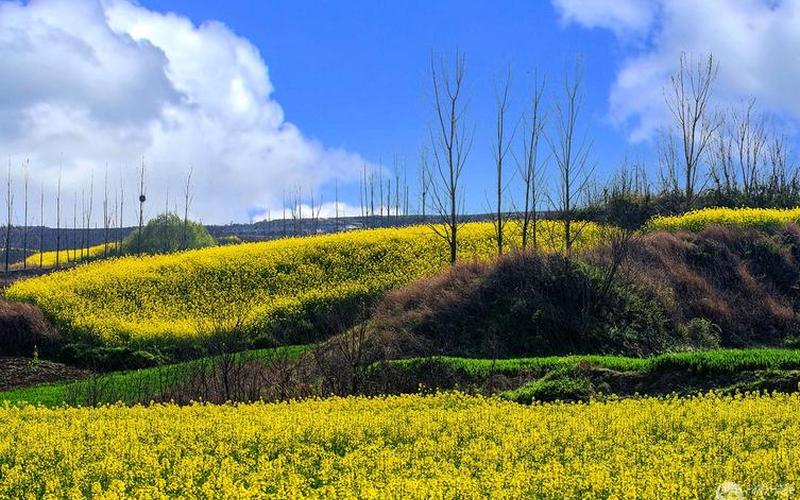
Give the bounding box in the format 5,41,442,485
552,0,800,141
0,0,368,223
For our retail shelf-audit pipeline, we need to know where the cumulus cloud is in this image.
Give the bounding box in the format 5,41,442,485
0,0,369,223
552,0,800,141
551,0,657,37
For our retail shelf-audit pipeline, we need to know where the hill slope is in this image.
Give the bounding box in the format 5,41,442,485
6,221,601,359
365,224,800,360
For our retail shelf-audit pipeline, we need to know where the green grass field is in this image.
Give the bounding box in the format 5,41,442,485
389,348,800,378
6,347,800,407
0,345,310,407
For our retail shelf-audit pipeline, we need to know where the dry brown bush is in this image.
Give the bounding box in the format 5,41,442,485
0,298,62,357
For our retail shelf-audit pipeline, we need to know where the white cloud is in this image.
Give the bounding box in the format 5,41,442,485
0,0,369,223
551,0,657,37
552,0,800,141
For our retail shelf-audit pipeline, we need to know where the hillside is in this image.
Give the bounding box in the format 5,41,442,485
5,221,601,365
364,223,800,361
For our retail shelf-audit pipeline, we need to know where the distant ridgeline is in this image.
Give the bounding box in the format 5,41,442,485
0,212,524,256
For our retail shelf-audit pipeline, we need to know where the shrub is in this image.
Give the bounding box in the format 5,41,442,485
0,299,62,358
122,212,216,255
369,251,674,359
367,223,800,360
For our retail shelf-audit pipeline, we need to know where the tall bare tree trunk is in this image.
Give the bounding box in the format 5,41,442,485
55,168,62,268
85,171,94,259
419,147,430,223
118,170,125,255
493,68,513,256
39,182,44,269
22,160,29,270
334,178,339,232
103,165,109,256
549,58,594,259
4,161,13,273
518,71,547,252
664,52,720,211
182,167,193,250
428,50,471,265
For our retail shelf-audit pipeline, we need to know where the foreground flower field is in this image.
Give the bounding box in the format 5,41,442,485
1,393,798,499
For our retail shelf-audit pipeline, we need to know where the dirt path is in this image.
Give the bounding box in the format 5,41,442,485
0,357,90,391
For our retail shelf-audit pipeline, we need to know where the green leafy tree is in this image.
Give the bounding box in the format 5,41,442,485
122,212,216,255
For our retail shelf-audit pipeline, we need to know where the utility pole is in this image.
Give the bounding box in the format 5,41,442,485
137,158,146,255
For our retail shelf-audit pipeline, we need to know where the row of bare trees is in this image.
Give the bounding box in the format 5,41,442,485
358,160,412,225
658,53,798,209
424,50,800,266
0,158,193,272
425,51,595,264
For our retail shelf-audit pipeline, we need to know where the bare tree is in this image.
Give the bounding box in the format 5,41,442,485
334,178,340,232
359,165,366,218
182,167,194,250
403,160,409,217
84,171,94,258
369,169,375,219
103,165,110,256
418,147,431,223
22,160,29,270
657,129,681,195
309,187,322,233
386,177,391,220
733,99,767,196
75,192,80,260
72,193,77,262
282,189,287,237
55,168,62,268
394,158,401,221
548,58,594,259
117,168,125,255
290,186,303,235
428,49,472,265
664,52,721,210
517,71,547,252
4,161,13,273
766,133,800,200
39,182,44,269
492,67,514,255
378,163,384,221
709,117,735,196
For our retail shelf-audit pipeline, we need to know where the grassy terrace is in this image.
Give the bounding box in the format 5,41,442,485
0,345,310,407
389,348,800,378
6,347,800,407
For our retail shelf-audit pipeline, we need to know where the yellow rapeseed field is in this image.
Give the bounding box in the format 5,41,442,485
6,221,602,347
13,242,118,269
648,207,800,232
1,392,798,499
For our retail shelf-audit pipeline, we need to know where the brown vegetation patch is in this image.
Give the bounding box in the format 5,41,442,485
0,298,63,357
0,357,89,391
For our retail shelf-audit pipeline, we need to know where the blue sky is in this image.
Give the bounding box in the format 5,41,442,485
3,1,799,223
138,0,637,214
